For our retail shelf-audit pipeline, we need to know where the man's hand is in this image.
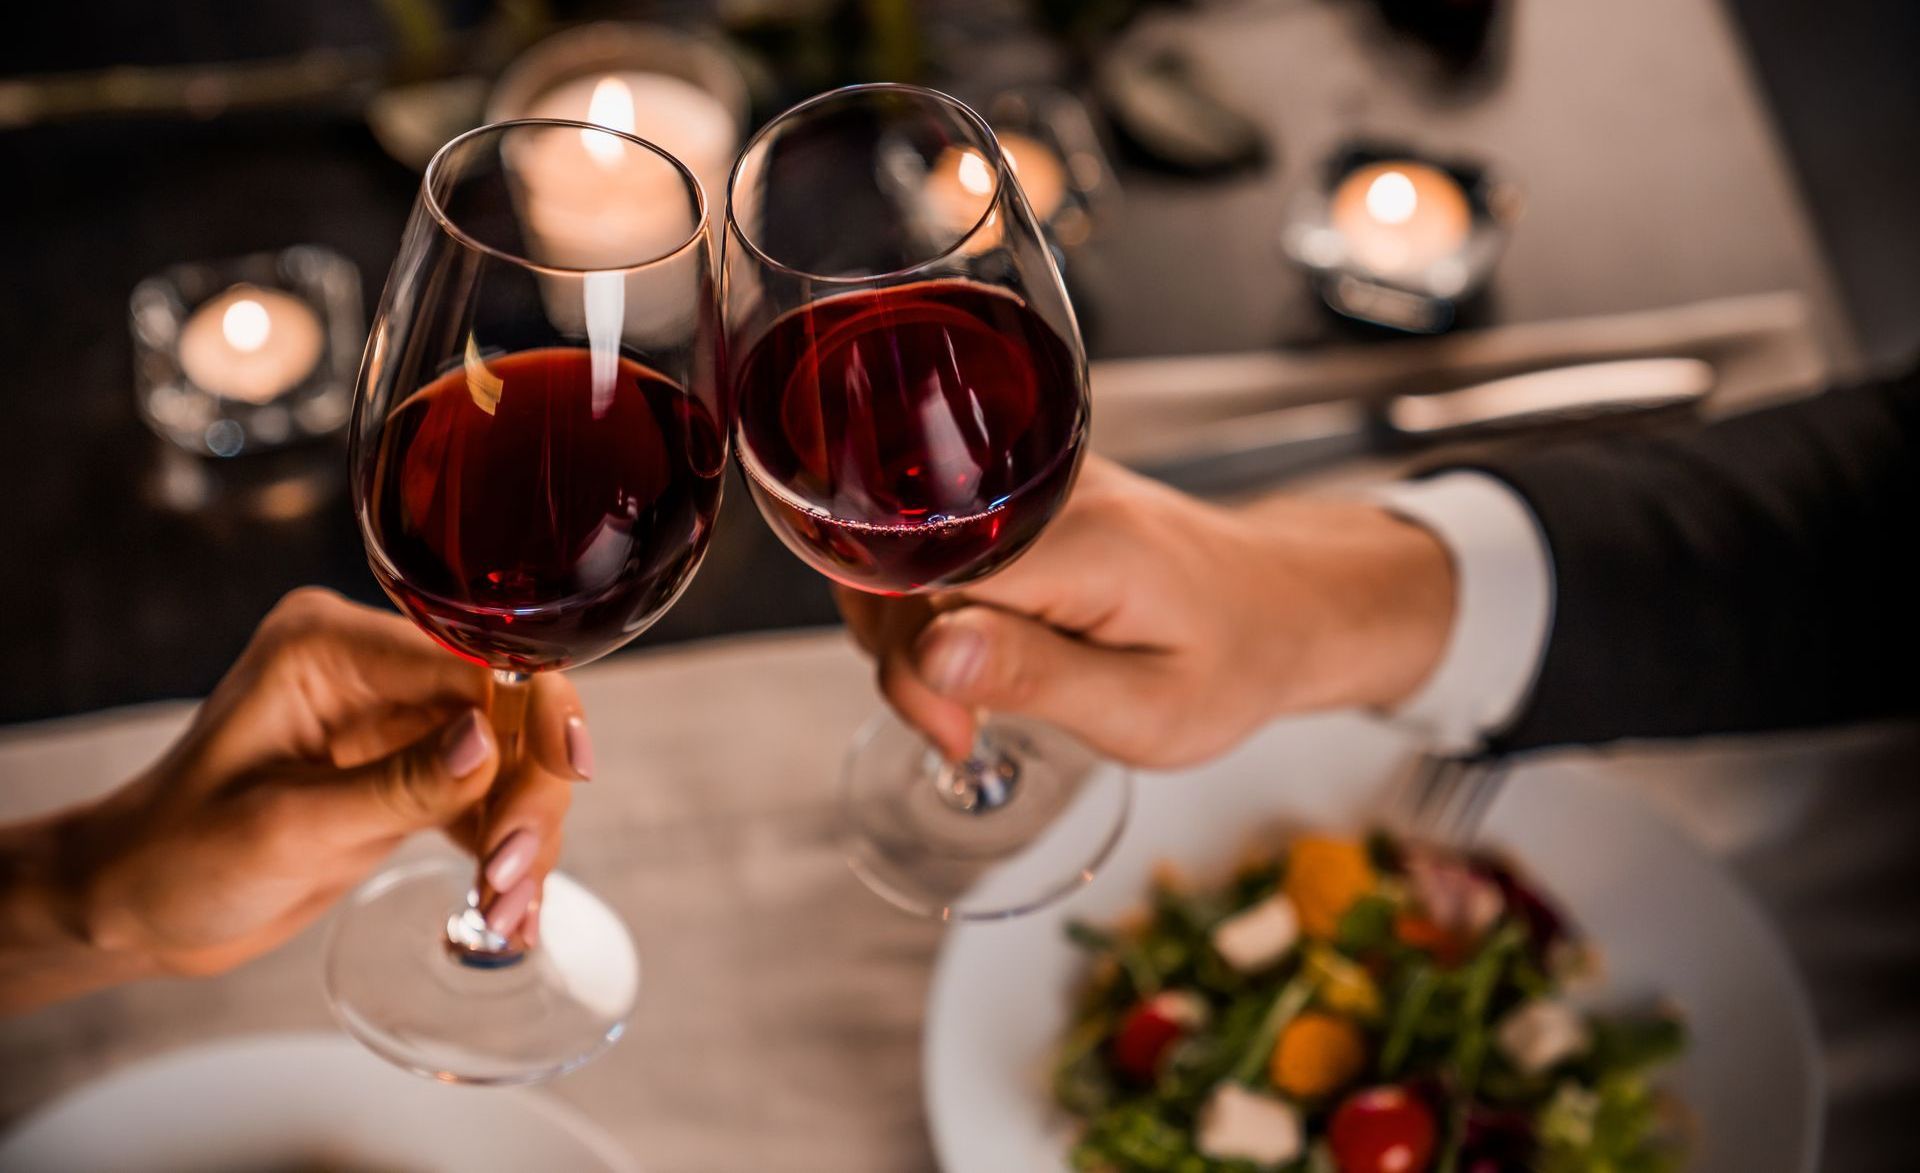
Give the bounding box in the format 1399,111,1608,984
840,457,1457,768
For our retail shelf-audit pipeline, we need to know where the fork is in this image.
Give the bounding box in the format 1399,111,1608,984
1395,749,1511,847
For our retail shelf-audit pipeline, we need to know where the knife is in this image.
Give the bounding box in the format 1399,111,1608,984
1136,357,1715,495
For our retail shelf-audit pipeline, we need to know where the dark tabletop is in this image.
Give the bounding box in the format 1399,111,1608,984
0,0,1857,723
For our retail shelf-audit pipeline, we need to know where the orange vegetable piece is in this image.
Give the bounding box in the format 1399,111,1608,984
1271,1012,1368,1099
1284,836,1377,939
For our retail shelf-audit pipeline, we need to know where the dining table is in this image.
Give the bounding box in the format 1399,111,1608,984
1,631,1916,1173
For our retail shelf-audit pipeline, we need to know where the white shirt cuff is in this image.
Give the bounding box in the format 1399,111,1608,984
1372,471,1555,752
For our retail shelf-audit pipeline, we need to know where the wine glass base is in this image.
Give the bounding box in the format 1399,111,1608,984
843,711,1132,921
324,859,639,1085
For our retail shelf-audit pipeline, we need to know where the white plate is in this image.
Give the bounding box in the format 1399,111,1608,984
925,714,1822,1173
0,1033,638,1173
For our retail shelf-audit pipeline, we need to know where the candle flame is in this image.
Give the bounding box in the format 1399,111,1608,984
582,76,637,169
222,297,271,353
956,149,994,196
1365,170,1418,226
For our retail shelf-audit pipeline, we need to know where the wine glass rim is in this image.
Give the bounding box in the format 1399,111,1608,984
422,117,710,276
724,82,1011,286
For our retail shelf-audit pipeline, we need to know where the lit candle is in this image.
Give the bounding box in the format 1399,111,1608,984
1000,131,1069,223
514,71,737,269
924,131,1071,242
922,145,995,241
176,286,323,404
1328,161,1472,278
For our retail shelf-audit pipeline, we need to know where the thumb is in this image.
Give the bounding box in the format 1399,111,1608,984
317,708,498,840
906,608,1173,764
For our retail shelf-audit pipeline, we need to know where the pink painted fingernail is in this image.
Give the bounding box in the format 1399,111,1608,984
523,899,543,948
484,827,539,892
484,876,538,938
442,710,491,778
920,625,986,696
566,714,595,780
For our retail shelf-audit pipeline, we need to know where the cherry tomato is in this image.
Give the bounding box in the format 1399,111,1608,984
1110,992,1203,1082
1329,1086,1438,1173
1393,911,1474,969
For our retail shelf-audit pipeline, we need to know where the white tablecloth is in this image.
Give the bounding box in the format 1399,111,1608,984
1,630,1914,1172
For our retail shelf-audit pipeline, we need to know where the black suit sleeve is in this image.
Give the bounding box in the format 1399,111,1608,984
1460,362,1920,751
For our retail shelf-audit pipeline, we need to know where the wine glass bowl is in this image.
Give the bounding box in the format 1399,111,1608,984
730,279,1085,594
723,85,1126,921
726,85,1089,596
361,343,724,673
332,119,722,1083
355,119,724,674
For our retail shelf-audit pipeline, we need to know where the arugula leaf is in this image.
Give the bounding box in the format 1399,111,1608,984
1068,920,1119,953
1363,828,1402,872
1379,962,1439,1078
1056,1013,1122,1115
1071,1101,1194,1171
1451,924,1526,1095
1228,859,1285,909
1155,879,1229,939
1536,1073,1683,1173
1582,1013,1688,1079
1160,991,1273,1103
1068,919,1164,998
1229,973,1317,1085
1437,924,1525,1173
1335,894,1398,955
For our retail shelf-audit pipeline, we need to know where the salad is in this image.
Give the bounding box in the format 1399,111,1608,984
1053,831,1687,1173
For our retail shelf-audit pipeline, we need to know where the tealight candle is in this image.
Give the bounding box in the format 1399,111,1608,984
924,131,1071,241
1328,161,1472,278
1000,131,1069,223
516,71,736,269
176,285,323,404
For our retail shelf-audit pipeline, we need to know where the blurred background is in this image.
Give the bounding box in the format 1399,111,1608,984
1,0,1913,725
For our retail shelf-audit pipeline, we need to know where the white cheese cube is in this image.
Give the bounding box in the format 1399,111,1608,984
1211,895,1301,972
1496,998,1592,1075
1197,1084,1304,1166
1148,989,1210,1028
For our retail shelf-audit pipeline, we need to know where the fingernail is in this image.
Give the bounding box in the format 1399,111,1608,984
442,710,491,778
921,625,986,696
484,827,539,891
484,876,538,938
565,714,595,781
523,898,542,948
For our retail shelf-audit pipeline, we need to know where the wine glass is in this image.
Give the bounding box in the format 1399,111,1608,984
328,120,723,1082
723,84,1131,921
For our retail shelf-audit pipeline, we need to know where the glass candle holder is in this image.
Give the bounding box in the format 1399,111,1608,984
131,245,362,457
981,86,1119,250
1282,141,1521,334
487,22,750,217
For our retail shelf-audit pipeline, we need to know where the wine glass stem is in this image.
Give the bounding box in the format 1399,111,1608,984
934,720,1022,814
444,668,533,966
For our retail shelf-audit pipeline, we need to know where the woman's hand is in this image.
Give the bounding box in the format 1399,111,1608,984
839,457,1457,768
1,588,591,1013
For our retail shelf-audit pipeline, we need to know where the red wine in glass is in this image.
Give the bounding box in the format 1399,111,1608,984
734,279,1086,594
365,346,724,672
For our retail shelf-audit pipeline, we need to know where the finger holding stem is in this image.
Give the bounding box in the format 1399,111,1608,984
469,670,586,949
447,669,535,961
